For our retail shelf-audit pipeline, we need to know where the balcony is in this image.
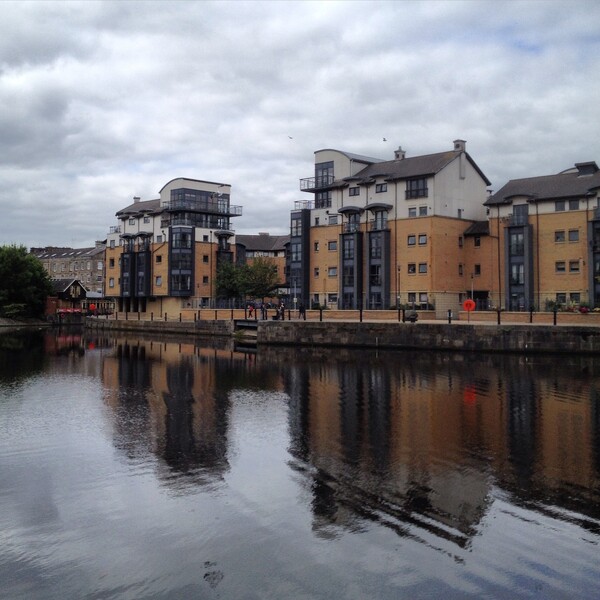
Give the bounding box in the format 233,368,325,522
343,223,361,234
294,199,314,210
507,214,529,226
163,198,242,217
405,188,428,200
109,226,121,234
299,175,335,191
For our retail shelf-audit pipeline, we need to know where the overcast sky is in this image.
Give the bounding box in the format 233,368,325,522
1,0,599,249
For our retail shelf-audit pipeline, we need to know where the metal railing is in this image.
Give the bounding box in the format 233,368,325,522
299,175,335,191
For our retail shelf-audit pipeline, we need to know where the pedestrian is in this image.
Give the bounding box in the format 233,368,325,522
248,303,254,318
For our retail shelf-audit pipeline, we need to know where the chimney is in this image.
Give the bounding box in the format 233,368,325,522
133,196,141,203
259,232,269,236
394,146,406,160
453,139,466,152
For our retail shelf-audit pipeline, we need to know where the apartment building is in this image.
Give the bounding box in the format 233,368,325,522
290,140,491,314
235,232,289,286
484,161,600,310
31,243,105,293
105,177,242,313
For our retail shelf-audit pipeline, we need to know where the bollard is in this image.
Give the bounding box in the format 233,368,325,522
288,309,291,321
401,308,406,323
151,312,154,322
115,312,118,321
164,313,167,321
447,309,452,324
194,312,197,322
125,311,128,321
553,309,557,326
214,310,218,321
359,308,363,322
179,313,182,322
244,307,247,320
529,307,534,323
497,309,501,325
138,312,140,321
319,308,323,322
303,309,306,321
398,307,401,322
231,308,234,321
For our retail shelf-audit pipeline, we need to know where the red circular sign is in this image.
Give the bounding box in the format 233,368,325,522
463,299,476,312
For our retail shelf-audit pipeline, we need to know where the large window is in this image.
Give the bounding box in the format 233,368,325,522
370,236,381,259
291,219,302,237
171,274,191,292
343,237,355,259
510,232,524,255
342,266,354,286
291,243,301,262
349,187,360,197
315,191,332,209
510,264,524,284
375,183,387,193
370,265,381,285
406,178,428,199
172,230,192,248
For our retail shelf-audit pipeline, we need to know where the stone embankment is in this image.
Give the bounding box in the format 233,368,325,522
86,316,600,354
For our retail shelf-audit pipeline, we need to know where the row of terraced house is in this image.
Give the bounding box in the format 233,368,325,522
33,139,600,315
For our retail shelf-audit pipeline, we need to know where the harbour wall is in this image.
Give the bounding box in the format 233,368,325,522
86,317,600,354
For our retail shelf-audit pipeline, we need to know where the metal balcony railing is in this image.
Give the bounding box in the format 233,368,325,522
294,199,314,210
299,175,335,191
109,226,121,234
508,214,529,226
343,223,361,233
163,199,242,216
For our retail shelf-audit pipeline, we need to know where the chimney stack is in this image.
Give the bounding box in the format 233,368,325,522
133,196,141,203
453,140,466,152
394,146,406,160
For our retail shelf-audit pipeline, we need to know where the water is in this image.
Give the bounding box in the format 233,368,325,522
0,329,599,599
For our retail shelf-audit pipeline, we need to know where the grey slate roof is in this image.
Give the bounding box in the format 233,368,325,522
32,246,97,259
116,198,162,216
463,221,490,236
485,163,600,206
236,234,289,252
51,278,81,294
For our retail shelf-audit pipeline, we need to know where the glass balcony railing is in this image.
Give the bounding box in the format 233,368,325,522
299,175,335,191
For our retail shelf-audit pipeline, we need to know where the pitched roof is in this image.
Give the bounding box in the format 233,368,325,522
32,247,96,259
116,198,162,216
485,163,600,206
236,234,289,252
463,221,490,236
51,278,81,294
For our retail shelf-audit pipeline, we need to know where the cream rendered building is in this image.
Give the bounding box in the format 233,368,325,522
290,140,491,314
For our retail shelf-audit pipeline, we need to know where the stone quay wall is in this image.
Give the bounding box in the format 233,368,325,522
86,317,600,354
257,321,600,354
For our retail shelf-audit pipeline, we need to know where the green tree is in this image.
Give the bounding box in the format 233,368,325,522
239,258,279,301
0,245,53,319
215,260,242,301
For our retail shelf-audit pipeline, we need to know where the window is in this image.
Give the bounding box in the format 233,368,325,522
315,190,332,209
155,276,162,287
457,208,464,219
313,267,319,278
129,218,135,225
156,255,162,263
327,293,338,303
203,235,209,242
419,206,427,216
419,293,428,304
569,199,579,210
510,264,524,284
328,267,337,277
110,240,115,249
510,232,524,255
408,207,417,218
375,183,387,193
408,263,416,274
474,264,481,276
555,230,565,242
109,258,115,268
407,234,416,246
474,236,481,247
109,278,115,288
328,215,339,225
555,261,566,273
328,241,337,251
143,216,150,223
203,255,209,263
314,242,319,252
315,217,320,226
291,219,302,236
570,292,581,303
157,235,163,243
370,265,381,285
556,293,567,304
172,231,191,248
349,187,360,196
458,236,464,248
569,260,580,273
203,276,209,284
568,229,579,242
408,292,416,304
406,178,428,199
418,234,427,246
555,200,565,212
343,237,355,259
342,266,354,286
458,264,463,276
86,261,91,270
418,263,427,274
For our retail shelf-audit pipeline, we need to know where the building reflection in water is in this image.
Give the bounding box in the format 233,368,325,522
275,348,600,551
97,335,600,551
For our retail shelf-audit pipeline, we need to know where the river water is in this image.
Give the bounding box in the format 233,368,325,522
0,328,599,599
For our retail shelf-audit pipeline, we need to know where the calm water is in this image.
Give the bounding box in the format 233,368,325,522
1,329,599,600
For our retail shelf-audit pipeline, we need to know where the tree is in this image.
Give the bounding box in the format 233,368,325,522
215,260,242,302
239,258,280,301
0,245,53,319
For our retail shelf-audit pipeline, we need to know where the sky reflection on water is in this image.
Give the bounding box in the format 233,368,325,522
0,329,599,599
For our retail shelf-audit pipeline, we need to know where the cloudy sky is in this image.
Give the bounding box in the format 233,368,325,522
1,0,599,249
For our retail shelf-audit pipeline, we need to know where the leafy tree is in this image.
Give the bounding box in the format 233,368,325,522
215,260,242,301
239,258,280,301
0,245,53,318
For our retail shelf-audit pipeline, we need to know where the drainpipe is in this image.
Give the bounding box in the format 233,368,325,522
497,205,502,310
535,200,540,310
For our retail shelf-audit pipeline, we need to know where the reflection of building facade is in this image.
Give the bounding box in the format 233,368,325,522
276,348,600,548
291,140,491,313
105,178,242,313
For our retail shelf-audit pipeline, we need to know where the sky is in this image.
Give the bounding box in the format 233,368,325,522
1,0,599,249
